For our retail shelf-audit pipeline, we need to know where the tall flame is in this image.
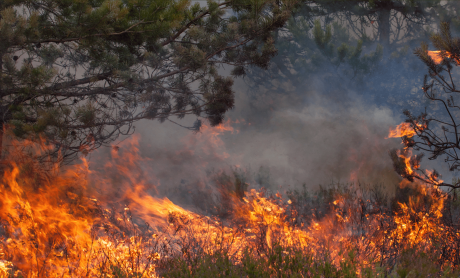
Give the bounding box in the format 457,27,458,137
0,119,457,276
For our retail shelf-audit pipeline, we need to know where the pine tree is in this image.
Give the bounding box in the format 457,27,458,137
0,0,299,161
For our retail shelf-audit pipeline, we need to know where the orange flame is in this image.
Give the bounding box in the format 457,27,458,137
0,119,457,276
387,122,426,139
182,119,239,161
387,122,443,186
427,50,460,64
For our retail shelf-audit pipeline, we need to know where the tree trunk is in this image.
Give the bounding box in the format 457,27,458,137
378,8,391,50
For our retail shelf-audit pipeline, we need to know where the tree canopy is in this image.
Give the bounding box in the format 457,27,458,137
0,0,298,161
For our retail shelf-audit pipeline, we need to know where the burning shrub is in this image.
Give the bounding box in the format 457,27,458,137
1,134,460,277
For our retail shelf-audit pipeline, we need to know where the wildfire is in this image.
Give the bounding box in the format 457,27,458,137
0,119,457,276
182,118,239,161
387,122,416,138
386,122,426,139
427,50,460,64
386,120,445,186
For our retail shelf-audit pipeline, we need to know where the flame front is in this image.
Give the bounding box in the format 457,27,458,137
0,120,458,276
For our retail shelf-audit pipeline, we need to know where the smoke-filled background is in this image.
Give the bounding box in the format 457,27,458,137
88,1,460,205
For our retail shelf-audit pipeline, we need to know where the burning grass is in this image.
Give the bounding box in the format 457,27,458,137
1,126,460,277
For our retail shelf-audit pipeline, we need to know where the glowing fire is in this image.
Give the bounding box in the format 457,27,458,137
0,121,248,276
427,50,460,64
0,119,457,276
384,121,448,270
182,118,239,161
386,121,444,186
387,122,426,139
387,122,417,138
